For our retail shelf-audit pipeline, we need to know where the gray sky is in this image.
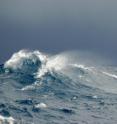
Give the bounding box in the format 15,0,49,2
0,0,117,63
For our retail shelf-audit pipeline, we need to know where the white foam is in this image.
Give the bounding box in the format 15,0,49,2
36,54,68,78
4,50,47,70
46,55,68,71
21,81,42,91
0,115,15,124
92,95,98,99
102,71,117,79
34,103,47,109
36,64,48,78
71,64,94,71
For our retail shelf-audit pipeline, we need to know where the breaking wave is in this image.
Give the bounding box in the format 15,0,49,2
3,49,117,93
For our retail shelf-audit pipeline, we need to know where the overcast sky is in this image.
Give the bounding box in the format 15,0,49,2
0,0,117,63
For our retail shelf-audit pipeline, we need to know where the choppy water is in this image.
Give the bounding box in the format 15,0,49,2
0,50,117,124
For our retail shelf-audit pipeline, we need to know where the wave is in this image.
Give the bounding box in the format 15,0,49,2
2,49,117,94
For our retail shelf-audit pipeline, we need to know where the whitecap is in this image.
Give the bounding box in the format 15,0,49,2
0,115,15,124
102,71,117,79
34,103,47,109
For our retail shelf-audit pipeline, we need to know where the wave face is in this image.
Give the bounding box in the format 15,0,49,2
0,50,117,124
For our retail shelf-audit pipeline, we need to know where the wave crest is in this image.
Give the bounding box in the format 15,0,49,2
4,50,47,75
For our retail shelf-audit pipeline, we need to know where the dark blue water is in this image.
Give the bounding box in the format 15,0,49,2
0,50,117,124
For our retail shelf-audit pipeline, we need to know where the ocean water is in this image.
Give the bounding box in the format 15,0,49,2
0,50,117,124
